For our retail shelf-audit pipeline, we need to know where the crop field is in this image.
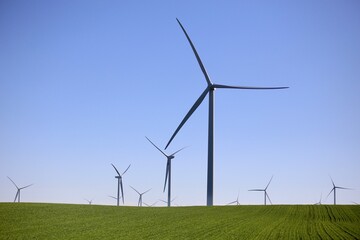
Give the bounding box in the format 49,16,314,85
0,203,359,239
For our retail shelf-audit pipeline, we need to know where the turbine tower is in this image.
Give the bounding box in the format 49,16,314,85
84,198,93,205
7,177,33,203
165,19,288,206
146,136,186,207
111,163,131,206
249,176,273,205
130,186,151,207
327,177,351,205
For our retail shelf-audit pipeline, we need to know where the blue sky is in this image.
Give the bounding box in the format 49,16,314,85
1,1,359,206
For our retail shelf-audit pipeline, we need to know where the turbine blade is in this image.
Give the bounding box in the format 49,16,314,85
165,87,209,149
265,176,273,190
213,84,288,90
159,199,167,204
7,176,19,189
14,191,19,202
120,180,124,204
176,18,212,86
248,189,263,191
327,188,334,198
171,146,188,156
142,188,151,195
227,201,237,205
111,164,121,176
330,176,335,187
337,187,352,190
122,164,131,176
266,192,273,205
20,184,33,189
151,201,159,206
163,162,169,192
143,202,150,207
146,137,168,157
108,195,117,200
130,186,141,195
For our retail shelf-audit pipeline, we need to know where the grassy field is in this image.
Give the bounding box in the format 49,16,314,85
0,203,359,239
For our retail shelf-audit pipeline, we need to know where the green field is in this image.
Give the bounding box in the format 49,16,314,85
0,203,359,239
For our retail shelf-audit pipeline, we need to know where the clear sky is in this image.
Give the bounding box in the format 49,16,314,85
1,1,359,206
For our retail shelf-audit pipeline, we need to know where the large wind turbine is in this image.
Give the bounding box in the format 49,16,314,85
249,176,273,205
111,163,131,206
327,177,351,205
165,19,288,206
7,177,33,203
130,186,151,207
146,136,186,207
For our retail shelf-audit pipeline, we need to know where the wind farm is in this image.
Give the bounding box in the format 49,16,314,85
1,1,360,239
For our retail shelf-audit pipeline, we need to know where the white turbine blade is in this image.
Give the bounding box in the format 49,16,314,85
266,192,273,205
159,199,167,204
146,137,168,157
330,176,335,187
163,161,169,192
213,84,288,90
111,164,121,176
327,188,334,199
7,176,19,189
143,202,150,207
20,184,33,190
151,201,159,206
171,146,188,156
122,164,131,176
14,191,19,202
142,188,151,195
248,189,263,191
176,18,212,86
130,186,141,195
265,176,273,190
227,200,237,205
165,87,209,149
337,186,352,190
120,180,125,204
108,195,117,200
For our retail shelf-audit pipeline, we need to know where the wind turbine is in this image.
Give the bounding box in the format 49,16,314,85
227,192,240,205
144,201,158,207
327,177,351,205
146,136,186,207
130,186,151,207
159,197,177,206
84,198,93,205
7,177,33,203
249,176,273,205
314,193,322,205
165,19,288,206
111,163,130,206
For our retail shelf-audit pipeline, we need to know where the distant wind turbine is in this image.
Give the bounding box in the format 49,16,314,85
327,177,351,205
146,136,186,207
130,186,151,207
111,163,130,206
84,198,93,205
314,193,322,205
7,177,33,203
165,19,288,206
249,176,273,205
227,192,240,205
159,197,177,206
144,201,158,207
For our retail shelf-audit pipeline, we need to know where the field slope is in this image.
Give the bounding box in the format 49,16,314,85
0,203,359,239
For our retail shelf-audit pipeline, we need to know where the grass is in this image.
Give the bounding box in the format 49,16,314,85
0,203,359,239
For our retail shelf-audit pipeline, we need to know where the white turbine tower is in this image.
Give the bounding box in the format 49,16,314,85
165,19,288,206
